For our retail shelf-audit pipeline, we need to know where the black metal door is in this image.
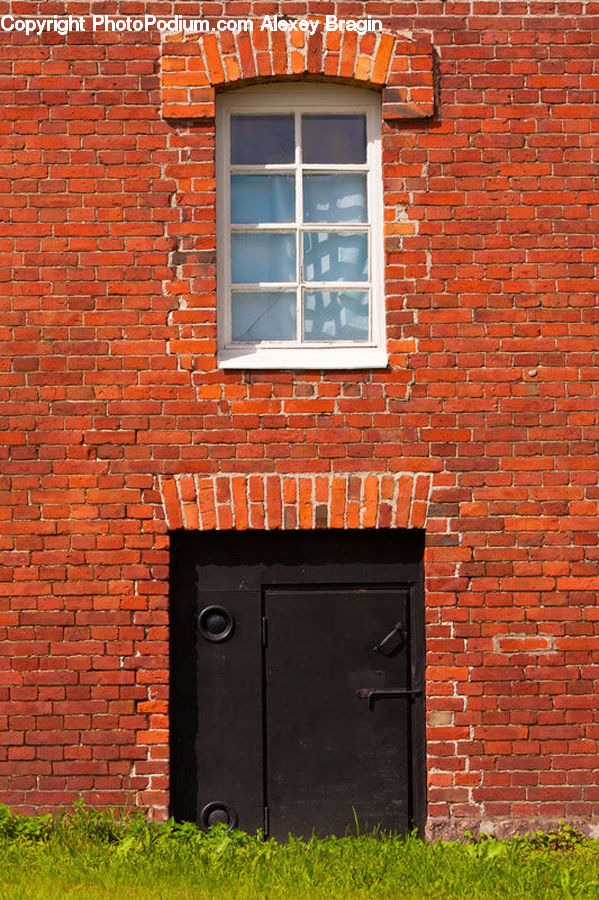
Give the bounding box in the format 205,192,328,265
194,590,263,832
170,530,425,838
264,587,412,839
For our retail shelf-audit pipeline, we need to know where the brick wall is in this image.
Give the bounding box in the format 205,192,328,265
0,0,597,836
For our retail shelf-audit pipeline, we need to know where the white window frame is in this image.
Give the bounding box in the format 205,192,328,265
216,83,387,370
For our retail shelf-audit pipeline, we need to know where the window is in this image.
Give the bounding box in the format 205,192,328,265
216,84,386,369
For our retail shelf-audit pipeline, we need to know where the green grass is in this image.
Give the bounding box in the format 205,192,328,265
0,804,598,899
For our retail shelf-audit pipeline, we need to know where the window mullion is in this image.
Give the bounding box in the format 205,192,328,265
225,111,232,346
296,109,303,345
300,224,370,232
366,106,375,344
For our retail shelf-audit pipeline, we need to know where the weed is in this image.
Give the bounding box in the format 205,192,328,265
0,804,53,842
515,821,588,853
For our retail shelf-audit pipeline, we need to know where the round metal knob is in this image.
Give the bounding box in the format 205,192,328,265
198,605,235,643
201,801,238,831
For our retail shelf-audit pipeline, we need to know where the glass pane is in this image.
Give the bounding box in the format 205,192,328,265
303,174,366,223
231,115,294,165
302,115,366,164
303,232,368,283
231,233,296,283
232,291,296,341
303,291,369,341
231,175,295,224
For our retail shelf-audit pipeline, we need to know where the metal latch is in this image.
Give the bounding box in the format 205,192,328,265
373,622,405,657
356,687,423,711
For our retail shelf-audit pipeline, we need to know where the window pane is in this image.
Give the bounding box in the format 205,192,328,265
231,115,294,165
303,174,366,223
302,115,366,164
303,232,368,283
232,291,296,341
231,233,296,283
303,290,369,341
231,175,295,224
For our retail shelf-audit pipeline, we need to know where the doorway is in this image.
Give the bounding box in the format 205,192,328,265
169,529,425,838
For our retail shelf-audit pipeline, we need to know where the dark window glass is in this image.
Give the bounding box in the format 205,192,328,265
302,115,366,164
231,115,294,165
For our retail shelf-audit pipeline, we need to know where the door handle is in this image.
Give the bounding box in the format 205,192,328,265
373,622,405,657
200,801,238,831
198,605,235,643
356,687,423,711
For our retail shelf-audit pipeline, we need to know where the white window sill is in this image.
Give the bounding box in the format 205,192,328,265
218,345,388,370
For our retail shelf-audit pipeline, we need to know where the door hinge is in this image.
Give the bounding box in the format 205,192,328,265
263,805,269,835
262,616,268,648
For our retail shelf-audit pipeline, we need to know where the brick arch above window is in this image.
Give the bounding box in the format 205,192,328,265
160,26,434,120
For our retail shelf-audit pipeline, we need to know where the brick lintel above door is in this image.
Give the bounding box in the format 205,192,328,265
159,472,432,531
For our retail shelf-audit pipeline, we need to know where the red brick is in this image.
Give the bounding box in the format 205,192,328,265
202,34,226,85
266,476,282,530
339,32,358,79
161,478,182,530
198,478,216,531
371,33,394,84
362,476,379,528
394,476,413,529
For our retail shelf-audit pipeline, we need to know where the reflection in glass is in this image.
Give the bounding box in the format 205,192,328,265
231,232,296,283
231,115,294,165
303,290,369,341
231,175,295,223
232,291,296,341
302,115,366,164
303,174,366,223
303,232,368,283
